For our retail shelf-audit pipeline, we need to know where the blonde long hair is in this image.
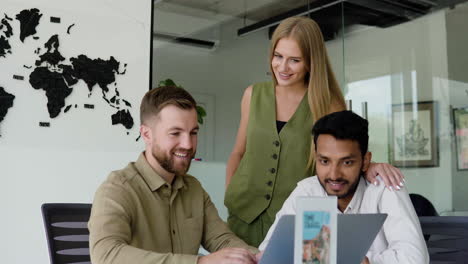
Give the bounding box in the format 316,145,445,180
269,16,346,170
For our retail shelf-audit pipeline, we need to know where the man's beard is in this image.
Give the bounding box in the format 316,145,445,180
333,176,360,199
152,146,195,176
318,167,364,199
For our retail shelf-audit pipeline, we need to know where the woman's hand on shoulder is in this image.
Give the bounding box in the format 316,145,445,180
365,162,405,191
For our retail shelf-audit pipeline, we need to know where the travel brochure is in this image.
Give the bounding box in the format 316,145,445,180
295,196,337,264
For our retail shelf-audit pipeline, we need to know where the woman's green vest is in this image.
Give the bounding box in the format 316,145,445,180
225,82,313,224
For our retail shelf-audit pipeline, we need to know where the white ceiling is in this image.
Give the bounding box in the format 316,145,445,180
155,0,309,21
153,0,312,39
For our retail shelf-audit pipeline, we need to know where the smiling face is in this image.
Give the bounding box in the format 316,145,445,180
271,37,308,87
142,104,198,178
315,134,371,209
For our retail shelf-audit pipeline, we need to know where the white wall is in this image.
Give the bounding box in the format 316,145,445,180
0,148,139,263
0,0,151,263
188,162,229,220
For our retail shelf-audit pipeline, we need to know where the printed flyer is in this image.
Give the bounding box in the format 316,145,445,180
295,196,337,264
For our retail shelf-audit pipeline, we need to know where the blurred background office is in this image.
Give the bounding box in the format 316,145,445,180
153,0,468,218
2,0,468,263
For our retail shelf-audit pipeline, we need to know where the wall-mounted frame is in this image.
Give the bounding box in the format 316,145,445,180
453,107,468,170
389,101,439,168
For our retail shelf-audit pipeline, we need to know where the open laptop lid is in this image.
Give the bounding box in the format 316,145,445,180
259,213,387,264
337,214,387,264
259,215,295,264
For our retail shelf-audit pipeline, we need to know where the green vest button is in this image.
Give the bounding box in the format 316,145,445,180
224,82,313,224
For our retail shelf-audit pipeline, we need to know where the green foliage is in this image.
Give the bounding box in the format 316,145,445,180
158,78,177,87
157,78,207,125
197,105,206,124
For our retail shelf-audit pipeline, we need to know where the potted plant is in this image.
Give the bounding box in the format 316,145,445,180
157,79,207,124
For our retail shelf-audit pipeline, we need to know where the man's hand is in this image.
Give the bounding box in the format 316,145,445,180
365,162,404,191
198,248,257,264
361,256,370,264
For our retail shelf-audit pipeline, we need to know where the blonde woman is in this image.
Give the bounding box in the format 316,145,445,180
224,16,404,247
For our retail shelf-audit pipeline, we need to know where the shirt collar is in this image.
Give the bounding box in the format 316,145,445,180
343,177,366,214
317,176,366,214
135,152,186,192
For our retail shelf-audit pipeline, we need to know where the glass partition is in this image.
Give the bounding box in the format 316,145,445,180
340,1,468,215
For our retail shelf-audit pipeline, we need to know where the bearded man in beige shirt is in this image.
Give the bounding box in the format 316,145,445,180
88,85,259,264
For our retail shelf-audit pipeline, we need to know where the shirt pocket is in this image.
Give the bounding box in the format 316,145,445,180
182,215,203,253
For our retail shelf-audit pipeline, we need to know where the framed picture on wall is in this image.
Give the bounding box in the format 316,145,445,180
389,101,439,168
453,107,468,170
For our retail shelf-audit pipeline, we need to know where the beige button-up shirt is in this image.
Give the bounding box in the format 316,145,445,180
259,176,429,264
88,153,256,264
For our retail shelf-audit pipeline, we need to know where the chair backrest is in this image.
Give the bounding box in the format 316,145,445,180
41,203,92,264
410,193,439,217
419,216,468,264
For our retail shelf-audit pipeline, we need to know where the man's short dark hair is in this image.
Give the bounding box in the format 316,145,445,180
312,110,369,156
140,85,196,125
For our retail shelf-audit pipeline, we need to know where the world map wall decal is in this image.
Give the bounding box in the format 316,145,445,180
0,7,137,139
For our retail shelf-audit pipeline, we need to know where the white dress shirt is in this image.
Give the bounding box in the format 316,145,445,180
259,176,429,264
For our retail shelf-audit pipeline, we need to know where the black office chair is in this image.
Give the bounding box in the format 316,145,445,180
410,193,439,217
410,193,439,242
419,216,468,264
41,203,92,264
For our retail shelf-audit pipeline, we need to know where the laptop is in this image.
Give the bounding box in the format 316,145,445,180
337,214,387,264
259,214,295,264
259,213,387,264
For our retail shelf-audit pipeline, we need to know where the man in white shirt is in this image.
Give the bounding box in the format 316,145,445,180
258,110,429,264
